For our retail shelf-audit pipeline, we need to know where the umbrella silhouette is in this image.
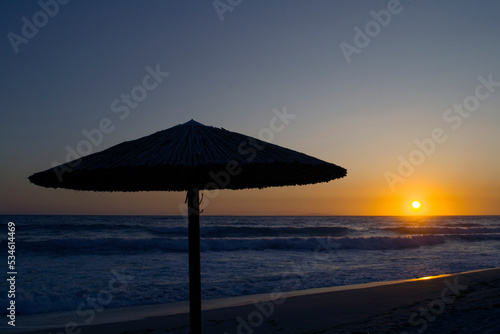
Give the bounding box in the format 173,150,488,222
29,119,347,333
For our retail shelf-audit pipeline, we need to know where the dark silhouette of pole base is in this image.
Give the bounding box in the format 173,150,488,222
187,188,202,334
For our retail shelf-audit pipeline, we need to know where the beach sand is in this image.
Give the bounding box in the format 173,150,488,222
10,268,500,334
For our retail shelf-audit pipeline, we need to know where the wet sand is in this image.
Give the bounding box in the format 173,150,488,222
8,267,500,334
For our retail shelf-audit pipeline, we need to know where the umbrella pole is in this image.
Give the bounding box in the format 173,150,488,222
187,188,202,334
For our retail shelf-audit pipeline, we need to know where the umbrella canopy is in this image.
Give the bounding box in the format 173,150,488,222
29,119,347,334
28,119,346,191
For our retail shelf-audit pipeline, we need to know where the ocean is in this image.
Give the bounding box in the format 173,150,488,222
1,215,499,316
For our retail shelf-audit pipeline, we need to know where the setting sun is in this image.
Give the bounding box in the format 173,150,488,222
411,200,422,210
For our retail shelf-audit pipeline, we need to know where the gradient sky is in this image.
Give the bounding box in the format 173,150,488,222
1,0,499,216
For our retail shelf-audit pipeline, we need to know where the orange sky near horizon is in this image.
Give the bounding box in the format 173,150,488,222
1,113,499,216
3,168,497,216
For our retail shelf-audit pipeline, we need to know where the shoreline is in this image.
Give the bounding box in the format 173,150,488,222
6,267,500,334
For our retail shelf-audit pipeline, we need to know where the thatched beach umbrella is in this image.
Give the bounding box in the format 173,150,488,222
29,119,347,333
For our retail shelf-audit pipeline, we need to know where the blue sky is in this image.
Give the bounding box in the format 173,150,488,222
1,0,500,215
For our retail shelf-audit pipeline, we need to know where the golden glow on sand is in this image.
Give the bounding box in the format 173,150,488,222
417,274,452,280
